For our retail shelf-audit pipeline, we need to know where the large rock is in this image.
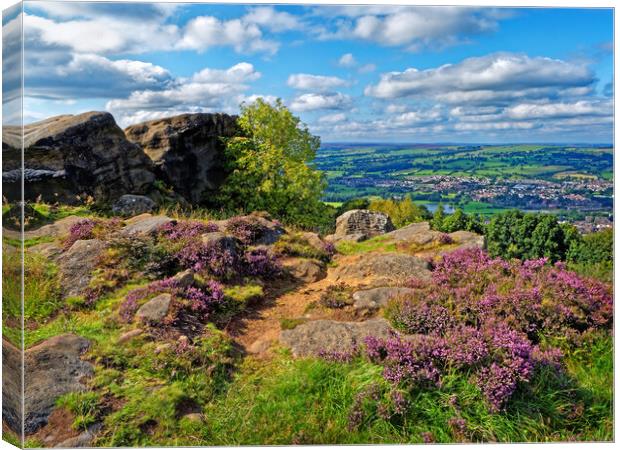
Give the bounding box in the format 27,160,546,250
280,318,394,357
2,112,156,204
57,239,106,298
125,113,239,203
384,221,439,244
352,287,418,311
23,334,93,434
333,210,395,242
331,253,431,285
112,194,156,217
449,230,485,249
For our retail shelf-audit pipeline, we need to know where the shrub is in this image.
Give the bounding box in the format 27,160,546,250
176,241,239,280
319,282,352,308
63,217,122,250
242,247,282,278
369,195,431,228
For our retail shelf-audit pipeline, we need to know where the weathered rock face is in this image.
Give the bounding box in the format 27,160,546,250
125,113,240,203
332,209,395,242
2,112,156,204
280,318,394,357
23,334,93,434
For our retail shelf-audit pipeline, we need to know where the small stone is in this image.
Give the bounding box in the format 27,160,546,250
201,232,239,253
112,194,156,217
135,293,171,324
171,269,195,288
282,258,327,283
122,216,173,236
182,413,204,423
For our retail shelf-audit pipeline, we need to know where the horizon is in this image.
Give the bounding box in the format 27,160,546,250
2,2,614,143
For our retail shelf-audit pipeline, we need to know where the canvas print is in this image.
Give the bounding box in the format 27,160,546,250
1,1,614,447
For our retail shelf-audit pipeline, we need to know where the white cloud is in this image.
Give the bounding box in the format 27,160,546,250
243,6,302,32
105,62,261,126
287,73,350,91
385,104,407,114
317,7,504,51
178,16,278,54
365,53,594,104
289,92,351,112
505,100,611,120
358,63,376,74
338,53,356,67
318,113,347,123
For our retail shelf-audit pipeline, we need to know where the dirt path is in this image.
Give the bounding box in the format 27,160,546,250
226,254,369,356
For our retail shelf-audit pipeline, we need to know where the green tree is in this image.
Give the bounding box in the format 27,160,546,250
368,195,430,228
486,210,578,262
215,99,328,229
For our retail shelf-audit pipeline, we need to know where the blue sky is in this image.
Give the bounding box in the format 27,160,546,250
2,2,614,143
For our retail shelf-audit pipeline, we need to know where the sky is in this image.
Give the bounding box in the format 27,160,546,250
1,1,614,143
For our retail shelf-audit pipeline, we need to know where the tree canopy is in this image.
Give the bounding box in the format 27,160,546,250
215,99,329,229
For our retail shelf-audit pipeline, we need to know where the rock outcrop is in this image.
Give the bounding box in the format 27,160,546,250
23,334,93,433
329,209,395,242
124,113,239,203
280,318,394,357
2,112,156,204
352,287,418,311
331,253,431,285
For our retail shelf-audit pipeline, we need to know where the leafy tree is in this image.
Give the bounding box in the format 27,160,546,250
430,207,484,234
214,99,328,229
336,197,370,217
486,210,578,262
368,195,430,228
566,228,613,282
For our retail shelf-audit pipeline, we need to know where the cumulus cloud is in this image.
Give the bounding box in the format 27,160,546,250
178,15,278,54
243,6,302,32
338,53,356,67
289,92,351,112
365,53,595,103
318,112,347,123
105,62,261,126
287,73,350,91
317,7,505,51
505,100,612,120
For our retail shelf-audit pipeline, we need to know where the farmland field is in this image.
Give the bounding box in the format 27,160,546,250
316,143,613,217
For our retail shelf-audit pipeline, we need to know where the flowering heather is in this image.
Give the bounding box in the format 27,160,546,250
243,247,282,278
361,248,611,412
176,241,239,279
158,220,218,241
225,216,266,245
63,217,123,250
63,218,96,249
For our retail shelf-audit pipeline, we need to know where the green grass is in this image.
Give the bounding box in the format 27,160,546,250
154,333,611,445
335,235,396,256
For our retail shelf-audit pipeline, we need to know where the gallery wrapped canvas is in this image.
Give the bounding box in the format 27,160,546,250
1,1,614,447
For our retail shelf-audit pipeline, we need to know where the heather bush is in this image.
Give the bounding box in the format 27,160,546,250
242,247,282,278
367,248,611,412
119,277,225,324
225,216,266,244
176,241,239,280
63,217,122,250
